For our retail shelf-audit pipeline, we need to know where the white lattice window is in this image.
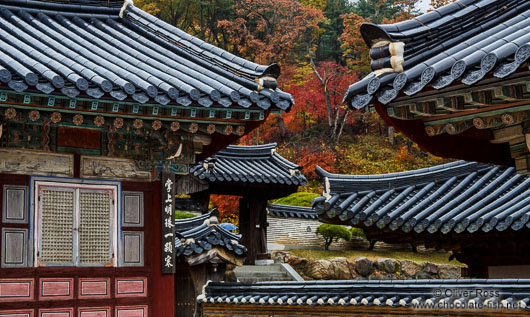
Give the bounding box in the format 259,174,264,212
34,180,118,267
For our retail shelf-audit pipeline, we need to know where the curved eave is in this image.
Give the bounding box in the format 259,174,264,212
344,0,530,110
314,162,530,235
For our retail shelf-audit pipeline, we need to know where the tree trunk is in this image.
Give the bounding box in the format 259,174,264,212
310,56,335,128
325,238,332,250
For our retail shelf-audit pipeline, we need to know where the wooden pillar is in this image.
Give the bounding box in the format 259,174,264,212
239,195,269,264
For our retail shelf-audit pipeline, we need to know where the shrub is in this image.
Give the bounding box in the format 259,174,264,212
175,211,196,219
316,224,352,250
349,227,366,240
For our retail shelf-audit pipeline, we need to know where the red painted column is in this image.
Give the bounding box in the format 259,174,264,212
150,181,175,316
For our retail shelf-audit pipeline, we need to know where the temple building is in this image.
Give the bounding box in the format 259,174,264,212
343,0,530,173
313,161,530,277
196,1,530,315
180,143,307,264
0,0,292,316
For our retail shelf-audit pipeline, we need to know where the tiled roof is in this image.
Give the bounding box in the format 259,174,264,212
175,209,247,260
199,279,530,310
190,143,307,186
313,161,530,234
267,203,317,219
0,0,292,110
344,0,530,109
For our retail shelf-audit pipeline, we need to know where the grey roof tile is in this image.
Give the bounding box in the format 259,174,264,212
344,0,530,109
200,279,530,310
0,1,293,111
314,161,530,234
175,209,247,259
267,204,317,219
190,143,307,186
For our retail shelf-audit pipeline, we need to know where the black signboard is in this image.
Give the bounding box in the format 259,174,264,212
161,172,176,274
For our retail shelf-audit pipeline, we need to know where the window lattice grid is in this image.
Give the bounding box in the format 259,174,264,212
79,191,111,264
40,189,74,264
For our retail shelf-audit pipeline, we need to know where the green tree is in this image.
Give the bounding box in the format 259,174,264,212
316,224,352,250
351,0,418,23
314,0,352,63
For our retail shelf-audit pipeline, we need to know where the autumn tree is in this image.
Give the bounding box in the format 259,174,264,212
340,0,419,73
218,0,324,64
339,13,372,73
308,60,358,143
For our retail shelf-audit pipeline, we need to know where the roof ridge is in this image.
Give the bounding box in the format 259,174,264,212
317,161,479,180
124,5,280,80
267,203,314,211
316,161,495,194
1,0,123,13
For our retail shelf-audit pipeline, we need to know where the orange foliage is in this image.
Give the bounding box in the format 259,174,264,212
339,13,372,74
218,0,324,64
429,0,456,10
210,194,240,222
396,145,413,162
295,145,338,181
284,61,358,134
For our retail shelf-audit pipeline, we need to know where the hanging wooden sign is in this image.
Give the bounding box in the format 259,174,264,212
161,172,176,274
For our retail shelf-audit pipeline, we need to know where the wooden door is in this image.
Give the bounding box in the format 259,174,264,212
175,267,196,317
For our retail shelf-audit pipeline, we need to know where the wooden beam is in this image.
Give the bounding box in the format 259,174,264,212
491,125,523,144
409,101,435,116
464,90,492,106
435,96,467,112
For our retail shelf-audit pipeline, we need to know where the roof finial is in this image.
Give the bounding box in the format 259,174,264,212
120,0,134,18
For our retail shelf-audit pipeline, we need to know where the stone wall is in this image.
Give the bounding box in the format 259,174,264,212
268,216,418,251
274,252,463,280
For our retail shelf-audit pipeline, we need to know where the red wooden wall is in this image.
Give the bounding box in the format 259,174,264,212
0,174,175,317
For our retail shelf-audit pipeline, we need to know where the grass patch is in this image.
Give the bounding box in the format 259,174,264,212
270,192,320,207
288,249,464,266
175,211,196,219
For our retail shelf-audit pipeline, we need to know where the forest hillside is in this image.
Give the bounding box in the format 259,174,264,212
137,0,455,217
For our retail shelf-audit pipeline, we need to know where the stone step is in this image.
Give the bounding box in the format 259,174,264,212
233,263,304,282
237,276,293,282
235,266,285,273
236,271,289,278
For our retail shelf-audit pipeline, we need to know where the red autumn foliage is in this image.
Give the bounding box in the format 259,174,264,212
284,61,358,135
209,194,240,221
295,145,338,181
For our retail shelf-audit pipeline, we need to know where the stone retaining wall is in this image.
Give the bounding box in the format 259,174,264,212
274,252,463,280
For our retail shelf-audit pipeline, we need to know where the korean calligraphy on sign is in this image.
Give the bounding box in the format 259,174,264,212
161,172,176,274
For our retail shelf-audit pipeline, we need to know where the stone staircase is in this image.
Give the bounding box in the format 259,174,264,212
234,263,304,282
